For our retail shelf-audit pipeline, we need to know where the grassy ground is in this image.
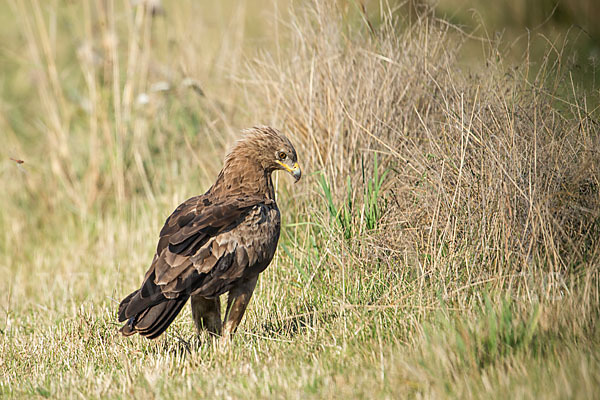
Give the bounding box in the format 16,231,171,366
1,0,599,398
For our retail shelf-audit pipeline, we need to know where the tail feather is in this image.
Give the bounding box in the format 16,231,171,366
118,271,166,323
118,284,190,339
118,289,166,322
144,297,190,339
117,290,139,322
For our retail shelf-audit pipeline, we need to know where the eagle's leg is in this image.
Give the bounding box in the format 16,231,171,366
222,276,259,338
191,295,222,335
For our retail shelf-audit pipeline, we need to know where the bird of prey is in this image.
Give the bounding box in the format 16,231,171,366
118,126,301,339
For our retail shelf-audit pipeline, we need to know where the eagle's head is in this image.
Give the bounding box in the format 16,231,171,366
228,126,302,182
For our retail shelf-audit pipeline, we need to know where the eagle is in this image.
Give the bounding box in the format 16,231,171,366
118,126,301,339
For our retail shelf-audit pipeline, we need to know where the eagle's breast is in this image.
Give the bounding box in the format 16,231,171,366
246,201,281,274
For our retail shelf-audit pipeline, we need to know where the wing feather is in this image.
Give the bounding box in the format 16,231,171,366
118,192,281,337
149,195,267,297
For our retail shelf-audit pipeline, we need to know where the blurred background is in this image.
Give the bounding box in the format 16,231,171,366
433,0,599,88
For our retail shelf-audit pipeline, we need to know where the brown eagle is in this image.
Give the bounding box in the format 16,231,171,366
118,126,301,339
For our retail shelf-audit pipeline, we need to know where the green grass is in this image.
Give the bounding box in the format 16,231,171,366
1,0,599,398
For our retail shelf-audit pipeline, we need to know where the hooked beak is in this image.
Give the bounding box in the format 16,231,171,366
276,160,302,182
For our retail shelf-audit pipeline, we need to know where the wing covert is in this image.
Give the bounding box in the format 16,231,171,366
149,195,267,297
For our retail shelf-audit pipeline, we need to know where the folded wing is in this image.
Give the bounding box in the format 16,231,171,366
118,194,274,338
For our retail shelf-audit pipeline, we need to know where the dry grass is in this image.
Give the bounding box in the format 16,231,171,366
1,0,599,398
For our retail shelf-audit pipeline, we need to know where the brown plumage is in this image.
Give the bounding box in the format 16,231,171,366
118,126,301,339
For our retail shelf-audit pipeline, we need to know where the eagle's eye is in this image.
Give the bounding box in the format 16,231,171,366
278,151,287,160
